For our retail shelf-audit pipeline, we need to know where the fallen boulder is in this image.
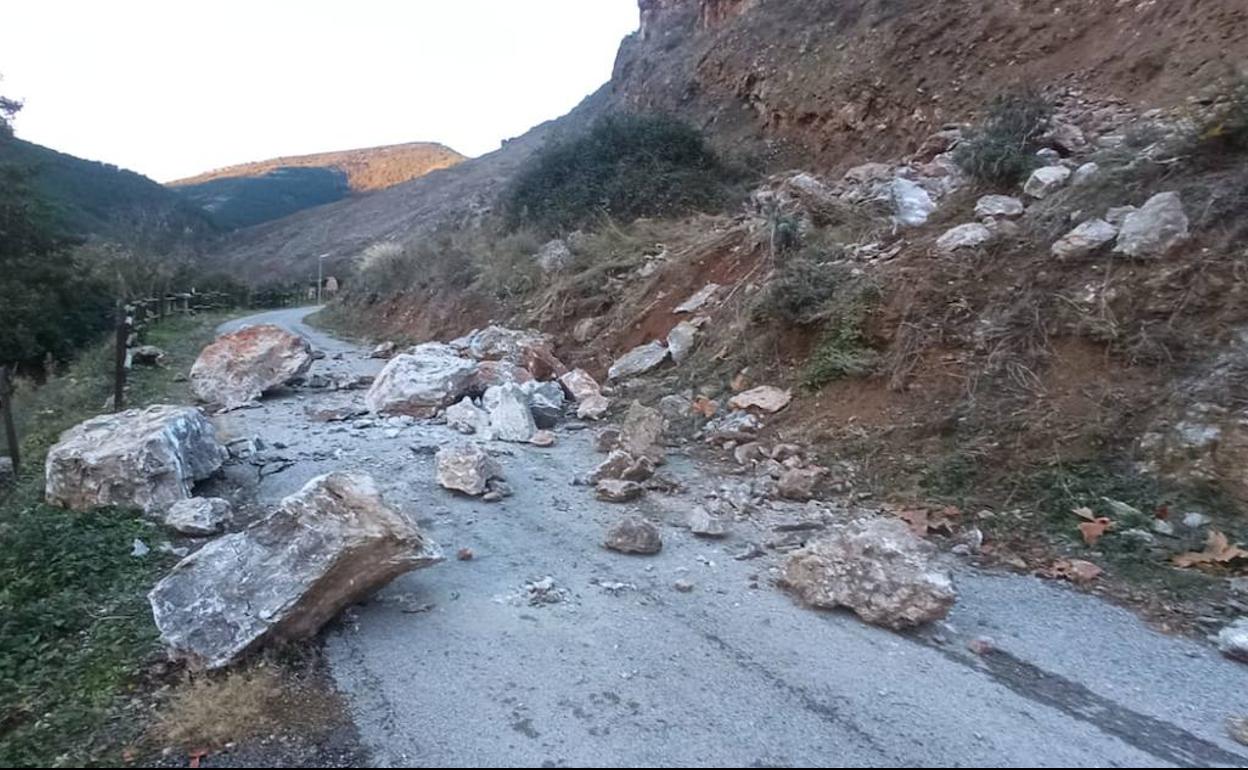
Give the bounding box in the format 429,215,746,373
190,325,314,409
688,506,728,538
620,402,667,462
782,517,956,629
469,360,535,393
608,341,670,381
604,516,662,553
578,394,611,420
365,343,478,417
591,450,656,484
1114,191,1190,258
483,383,537,442
454,326,567,380
45,405,228,513
436,444,503,496
729,386,792,414
778,467,824,501
165,497,233,537
149,472,442,669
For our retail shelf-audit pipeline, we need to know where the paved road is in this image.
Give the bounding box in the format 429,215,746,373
216,308,1248,768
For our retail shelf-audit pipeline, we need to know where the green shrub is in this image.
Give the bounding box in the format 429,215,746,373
1199,71,1248,154
954,89,1054,186
506,113,735,233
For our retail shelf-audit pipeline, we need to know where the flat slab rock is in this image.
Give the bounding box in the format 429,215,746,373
608,341,670,381
729,386,792,414
149,472,442,669
782,517,956,629
45,404,228,514
190,324,314,409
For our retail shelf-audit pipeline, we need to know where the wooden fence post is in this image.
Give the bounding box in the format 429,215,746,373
0,365,19,475
113,302,128,413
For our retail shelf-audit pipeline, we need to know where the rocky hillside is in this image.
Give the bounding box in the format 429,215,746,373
171,142,466,230
213,0,1248,282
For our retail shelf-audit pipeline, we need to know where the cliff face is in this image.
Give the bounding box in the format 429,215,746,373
613,0,1248,171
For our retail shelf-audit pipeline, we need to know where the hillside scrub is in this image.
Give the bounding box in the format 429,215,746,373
505,113,741,233
954,89,1054,187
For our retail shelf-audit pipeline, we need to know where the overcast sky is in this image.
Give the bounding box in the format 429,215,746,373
2,0,639,181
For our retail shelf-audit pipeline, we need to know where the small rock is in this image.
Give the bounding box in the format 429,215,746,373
1152,518,1176,537
1114,191,1190,258
604,517,663,554
596,479,645,503
674,283,721,314
1051,218,1118,259
620,401,667,462
688,506,728,538
559,368,602,402
529,430,557,447
131,345,167,367
673,580,695,594
1023,166,1072,199
457,548,475,561
445,397,492,437
1071,162,1100,186
968,636,996,656
164,497,233,537
1215,618,1248,663
974,195,1024,220
728,386,792,414
667,321,701,364
536,238,573,272
777,468,824,501
1182,512,1212,529
131,539,150,558
577,394,611,420
608,341,670,381
369,341,398,359
935,222,993,252
1105,205,1137,227
891,177,936,227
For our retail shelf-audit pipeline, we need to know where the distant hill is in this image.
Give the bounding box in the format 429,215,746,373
0,138,216,246
169,141,466,230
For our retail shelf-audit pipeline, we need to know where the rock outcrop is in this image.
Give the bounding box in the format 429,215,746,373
149,473,442,669
782,517,956,629
190,325,314,408
45,405,227,513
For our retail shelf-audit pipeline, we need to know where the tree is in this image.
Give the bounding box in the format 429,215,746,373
0,91,112,365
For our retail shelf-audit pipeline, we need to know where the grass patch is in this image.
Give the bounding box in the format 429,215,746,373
0,311,236,766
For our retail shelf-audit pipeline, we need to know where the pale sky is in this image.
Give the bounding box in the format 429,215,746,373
2,0,639,182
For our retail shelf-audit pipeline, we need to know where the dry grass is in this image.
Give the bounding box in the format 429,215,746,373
154,667,287,749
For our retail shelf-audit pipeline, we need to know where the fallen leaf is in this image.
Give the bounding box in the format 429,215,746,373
691,396,718,418
1072,506,1097,521
1045,559,1103,585
1078,517,1113,546
1173,530,1248,569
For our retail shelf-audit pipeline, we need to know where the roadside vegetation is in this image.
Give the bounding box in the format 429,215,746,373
0,311,234,766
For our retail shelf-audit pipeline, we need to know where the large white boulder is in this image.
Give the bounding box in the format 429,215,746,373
891,177,937,227
149,472,442,669
782,517,956,629
45,405,227,513
365,343,479,417
190,324,313,409
1114,191,1190,258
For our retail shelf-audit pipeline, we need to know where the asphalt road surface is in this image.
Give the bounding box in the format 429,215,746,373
214,307,1248,769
